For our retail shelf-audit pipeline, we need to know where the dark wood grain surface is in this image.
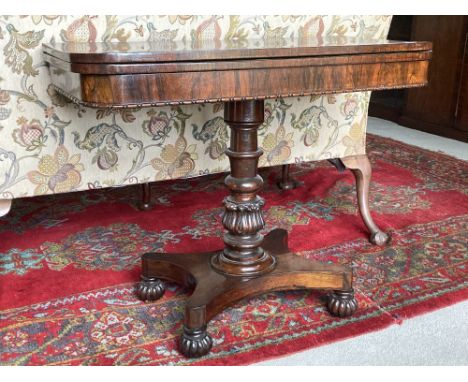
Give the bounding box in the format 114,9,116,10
43,37,432,108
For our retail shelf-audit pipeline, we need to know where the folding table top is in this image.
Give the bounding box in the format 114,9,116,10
43,37,431,64
42,37,432,108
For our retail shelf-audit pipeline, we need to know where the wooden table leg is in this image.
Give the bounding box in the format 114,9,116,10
137,183,153,211
137,100,358,358
277,164,301,190
330,155,391,246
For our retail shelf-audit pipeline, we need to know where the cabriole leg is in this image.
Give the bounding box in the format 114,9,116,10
336,154,391,246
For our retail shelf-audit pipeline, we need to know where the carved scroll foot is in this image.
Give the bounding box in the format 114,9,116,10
332,155,391,246
179,325,213,358
277,164,300,190
137,276,165,301
327,289,358,318
137,183,153,211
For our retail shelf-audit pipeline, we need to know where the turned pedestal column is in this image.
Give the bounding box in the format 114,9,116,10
137,100,357,358
211,101,275,277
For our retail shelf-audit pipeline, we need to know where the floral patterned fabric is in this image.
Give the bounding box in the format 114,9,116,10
0,16,392,200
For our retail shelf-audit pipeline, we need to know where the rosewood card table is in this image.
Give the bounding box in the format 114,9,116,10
43,37,431,358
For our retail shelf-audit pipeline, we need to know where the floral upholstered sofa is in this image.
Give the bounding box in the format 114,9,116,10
0,15,392,243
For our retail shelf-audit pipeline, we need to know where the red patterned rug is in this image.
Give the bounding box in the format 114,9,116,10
1,134,467,365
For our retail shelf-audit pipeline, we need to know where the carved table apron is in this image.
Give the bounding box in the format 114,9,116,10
43,37,432,358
